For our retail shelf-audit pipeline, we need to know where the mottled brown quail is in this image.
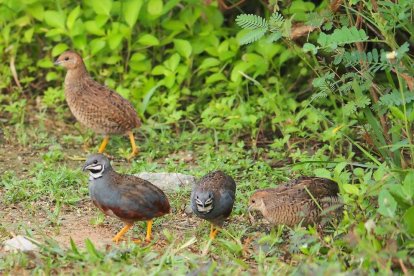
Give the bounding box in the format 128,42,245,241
83,154,170,243
55,51,141,159
248,177,342,227
191,171,236,239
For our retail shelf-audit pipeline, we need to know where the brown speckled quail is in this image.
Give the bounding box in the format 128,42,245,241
83,153,170,243
55,51,141,159
248,177,342,227
191,171,236,239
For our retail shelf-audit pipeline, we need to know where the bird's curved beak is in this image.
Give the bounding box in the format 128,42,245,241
82,164,91,172
54,60,62,66
247,205,256,224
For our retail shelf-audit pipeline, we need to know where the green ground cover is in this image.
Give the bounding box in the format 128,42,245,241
0,0,413,274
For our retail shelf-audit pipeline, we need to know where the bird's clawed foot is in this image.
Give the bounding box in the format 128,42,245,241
127,147,139,161
127,131,139,161
145,220,153,242
209,224,219,239
98,136,110,153
112,224,133,244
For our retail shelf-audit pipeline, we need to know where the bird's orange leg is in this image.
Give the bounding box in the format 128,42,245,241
98,136,110,153
145,220,153,242
112,223,133,243
209,224,219,239
127,131,139,160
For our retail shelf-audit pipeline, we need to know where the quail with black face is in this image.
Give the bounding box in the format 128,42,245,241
83,154,170,243
191,171,236,239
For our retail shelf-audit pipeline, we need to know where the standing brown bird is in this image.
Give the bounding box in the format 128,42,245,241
191,171,236,239
83,154,170,243
55,51,141,159
248,177,342,227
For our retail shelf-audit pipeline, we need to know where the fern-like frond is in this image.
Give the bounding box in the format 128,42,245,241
379,90,414,107
267,31,282,43
310,91,328,101
269,12,284,31
317,26,369,50
236,14,268,30
343,102,357,114
312,73,335,99
338,49,390,72
238,28,268,45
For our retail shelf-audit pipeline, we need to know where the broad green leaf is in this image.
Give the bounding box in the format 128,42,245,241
231,62,251,83
73,35,87,50
37,58,54,68
130,52,146,62
23,28,34,43
108,33,123,50
140,83,161,114
164,54,180,72
123,0,143,27
105,56,121,64
199,58,220,70
303,43,317,54
342,184,359,195
390,106,405,121
52,43,69,56
90,39,106,55
152,65,168,75
147,0,163,16
162,19,186,31
163,73,175,88
403,171,414,198
206,72,227,84
85,21,105,36
67,6,81,30
90,0,112,15
15,16,31,27
46,72,58,81
378,189,397,218
173,39,192,59
138,34,160,46
403,206,414,235
26,3,44,21
44,11,66,29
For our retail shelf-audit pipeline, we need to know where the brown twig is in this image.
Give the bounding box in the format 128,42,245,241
9,55,22,90
330,0,344,13
218,0,246,10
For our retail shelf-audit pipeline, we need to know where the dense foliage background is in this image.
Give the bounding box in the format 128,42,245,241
1,0,413,274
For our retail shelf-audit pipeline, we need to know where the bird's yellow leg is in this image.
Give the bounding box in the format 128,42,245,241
145,220,153,242
112,223,133,243
127,131,139,160
209,224,219,239
98,136,110,153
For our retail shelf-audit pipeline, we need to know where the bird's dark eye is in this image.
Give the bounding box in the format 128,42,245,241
93,160,98,164
196,195,199,199
64,57,69,61
251,199,255,204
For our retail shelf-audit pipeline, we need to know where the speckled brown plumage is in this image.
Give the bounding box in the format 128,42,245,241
55,51,141,158
83,154,170,243
191,171,236,239
248,177,342,227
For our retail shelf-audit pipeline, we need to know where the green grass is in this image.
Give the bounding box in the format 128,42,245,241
1,121,411,275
